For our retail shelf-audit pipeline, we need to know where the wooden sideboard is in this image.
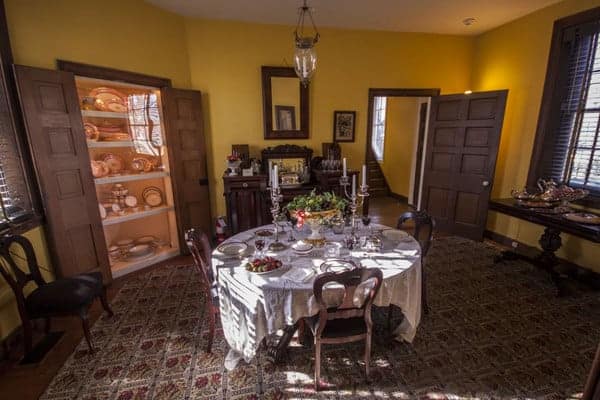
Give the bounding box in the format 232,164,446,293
223,170,359,235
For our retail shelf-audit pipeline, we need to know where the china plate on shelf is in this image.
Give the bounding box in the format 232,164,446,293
319,259,359,273
217,241,248,256
142,186,164,207
564,212,600,225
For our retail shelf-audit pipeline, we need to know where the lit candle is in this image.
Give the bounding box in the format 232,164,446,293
342,158,347,177
273,165,279,189
362,165,367,187
352,174,356,198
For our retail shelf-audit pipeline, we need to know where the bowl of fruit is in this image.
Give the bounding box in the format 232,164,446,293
245,256,283,275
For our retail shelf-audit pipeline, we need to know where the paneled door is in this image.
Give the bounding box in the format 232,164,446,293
420,90,508,240
162,88,211,248
14,65,110,282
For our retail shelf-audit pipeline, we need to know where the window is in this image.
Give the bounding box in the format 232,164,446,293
371,96,387,161
529,7,600,201
0,70,37,230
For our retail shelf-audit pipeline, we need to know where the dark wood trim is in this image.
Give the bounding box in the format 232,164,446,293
261,66,309,139
389,191,408,204
413,102,428,207
527,6,600,191
365,88,439,164
57,60,172,88
484,228,600,289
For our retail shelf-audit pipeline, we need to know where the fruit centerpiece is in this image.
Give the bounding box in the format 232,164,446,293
285,190,347,244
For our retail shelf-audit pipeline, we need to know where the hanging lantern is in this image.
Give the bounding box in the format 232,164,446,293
294,0,320,86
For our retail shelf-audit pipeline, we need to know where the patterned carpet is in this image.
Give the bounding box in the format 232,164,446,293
40,237,600,400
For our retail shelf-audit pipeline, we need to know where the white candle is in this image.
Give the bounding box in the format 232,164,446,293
273,165,279,189
352,174,356,198
342,158,347,177
362,165,367,187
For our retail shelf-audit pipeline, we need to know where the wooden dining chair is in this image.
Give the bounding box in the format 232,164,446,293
185,228,218,353
391,210,434,324
308,267,383,391
0,234,113,355
583,342,600,399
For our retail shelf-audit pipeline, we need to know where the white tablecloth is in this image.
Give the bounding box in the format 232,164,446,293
212,224,422,369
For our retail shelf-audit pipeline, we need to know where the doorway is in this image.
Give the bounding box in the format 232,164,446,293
365,88,439,207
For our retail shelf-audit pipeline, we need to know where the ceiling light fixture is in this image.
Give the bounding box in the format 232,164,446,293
462,17,477,26
293,0,320,87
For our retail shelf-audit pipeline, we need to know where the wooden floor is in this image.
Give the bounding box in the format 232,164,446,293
0,196,410,400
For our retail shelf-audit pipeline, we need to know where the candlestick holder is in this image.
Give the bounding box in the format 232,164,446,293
268,185,287,252
339,175,370,245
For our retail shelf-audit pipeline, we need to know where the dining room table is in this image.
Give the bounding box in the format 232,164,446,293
210,222,422,370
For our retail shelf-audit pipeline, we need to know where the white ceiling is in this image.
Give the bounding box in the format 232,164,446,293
146,0,564,35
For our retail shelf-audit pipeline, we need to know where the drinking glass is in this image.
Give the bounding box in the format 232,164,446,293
362,215,372,235
254,239,265,257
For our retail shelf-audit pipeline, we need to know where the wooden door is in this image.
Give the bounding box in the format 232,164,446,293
162,88,211,247
14,65,110,282
420,90,508,240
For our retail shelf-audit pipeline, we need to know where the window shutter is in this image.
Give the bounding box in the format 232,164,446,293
540,20,600,192
0,66,35,227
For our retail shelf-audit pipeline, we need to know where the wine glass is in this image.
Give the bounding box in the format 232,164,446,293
288,214,298,242
254,239,265,257
362,215,372,235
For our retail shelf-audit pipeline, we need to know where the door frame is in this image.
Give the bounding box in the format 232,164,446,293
365,88,440,205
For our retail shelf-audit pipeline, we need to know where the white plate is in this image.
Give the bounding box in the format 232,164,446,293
319,259,358,273
292,241,313,252
129,244,153,258
99,204,107,219
125,195,138,208
217,242,248,256
382,229,410,241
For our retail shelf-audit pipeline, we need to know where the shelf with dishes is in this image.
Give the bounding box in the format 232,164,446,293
81,110,128,119
101,205,174,226
87,140,135,148
94,171,169,184
111,246,179,278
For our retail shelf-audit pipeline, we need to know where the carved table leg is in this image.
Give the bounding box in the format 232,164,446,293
266,323,298,363
535,227,567,296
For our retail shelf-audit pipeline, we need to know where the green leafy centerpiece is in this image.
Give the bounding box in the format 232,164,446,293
285,190,347,244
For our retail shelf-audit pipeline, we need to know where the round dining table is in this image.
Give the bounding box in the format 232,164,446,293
211,223,422,370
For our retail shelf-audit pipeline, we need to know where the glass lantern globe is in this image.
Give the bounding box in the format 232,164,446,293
294,43,317,86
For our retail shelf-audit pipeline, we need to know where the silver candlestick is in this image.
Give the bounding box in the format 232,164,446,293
339,174,370,244
268,185,287,251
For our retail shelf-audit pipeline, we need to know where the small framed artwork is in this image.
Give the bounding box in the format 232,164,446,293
274,105,296,130
333,111,356,142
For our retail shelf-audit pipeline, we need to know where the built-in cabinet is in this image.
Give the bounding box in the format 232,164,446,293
14,63,210,283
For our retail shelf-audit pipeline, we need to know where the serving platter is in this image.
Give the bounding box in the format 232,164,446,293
319,259,359,273
564,212,600,225
217,241,248,256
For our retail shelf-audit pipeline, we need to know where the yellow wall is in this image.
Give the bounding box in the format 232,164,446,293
5,0,191,88
183,19,474,217
471,0,600,272
380,97,421,197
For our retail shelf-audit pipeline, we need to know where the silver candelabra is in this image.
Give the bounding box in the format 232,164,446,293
339,174,369,243
268,185,287,251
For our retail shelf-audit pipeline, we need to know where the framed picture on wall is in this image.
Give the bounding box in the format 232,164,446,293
274,105,296,130
333,111,356,142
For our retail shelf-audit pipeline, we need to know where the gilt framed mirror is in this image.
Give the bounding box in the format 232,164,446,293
261,66,309,139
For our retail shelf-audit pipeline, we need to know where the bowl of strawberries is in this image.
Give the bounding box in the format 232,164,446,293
245,257,283,274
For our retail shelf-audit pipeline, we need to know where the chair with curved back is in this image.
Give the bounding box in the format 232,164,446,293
308,267,383,391
0,234,113,355
185,228,218,353
394,210,434,317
